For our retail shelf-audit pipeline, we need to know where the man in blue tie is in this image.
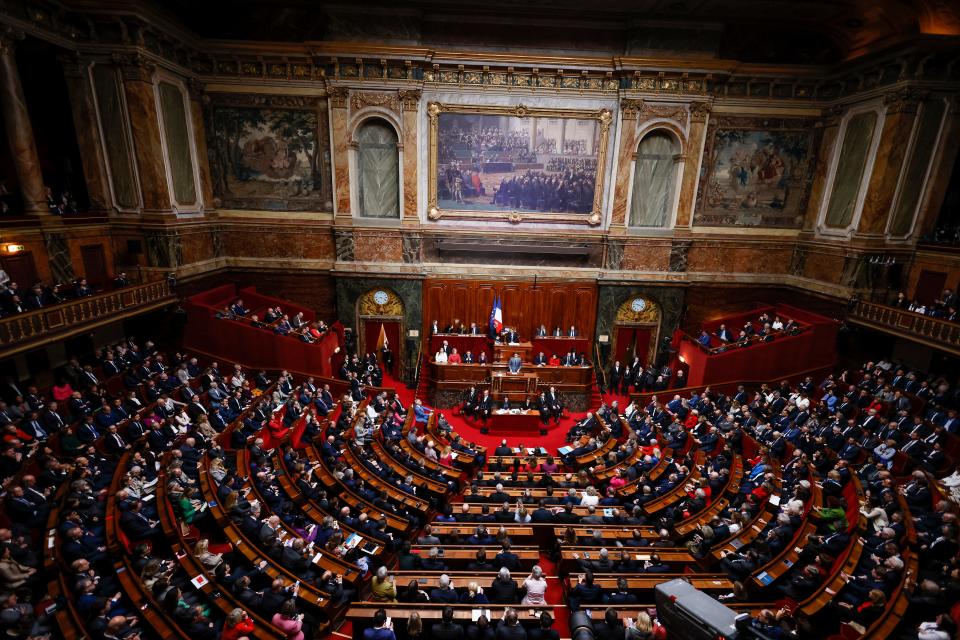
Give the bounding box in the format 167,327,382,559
508,353,522,374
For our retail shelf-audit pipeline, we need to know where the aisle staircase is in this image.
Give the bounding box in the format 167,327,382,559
414,354,430,402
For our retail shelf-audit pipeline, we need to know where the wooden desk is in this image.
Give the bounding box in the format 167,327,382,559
490,371,538,397
410,545,540,568
429,363,593,408
493,341,533,362
489,410,541,432
570,574,734,593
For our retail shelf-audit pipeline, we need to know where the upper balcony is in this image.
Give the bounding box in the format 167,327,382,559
847,299,960,357
0,280,176,359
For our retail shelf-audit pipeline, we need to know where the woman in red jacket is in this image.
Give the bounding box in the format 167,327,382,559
221,608,255,640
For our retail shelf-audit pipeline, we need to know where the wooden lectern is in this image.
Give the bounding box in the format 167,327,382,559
493,341,533,362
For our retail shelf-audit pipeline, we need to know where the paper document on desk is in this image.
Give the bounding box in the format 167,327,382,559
472,609,491,622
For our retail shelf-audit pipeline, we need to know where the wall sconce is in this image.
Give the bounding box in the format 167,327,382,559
2,244,24,254
678,355,686,364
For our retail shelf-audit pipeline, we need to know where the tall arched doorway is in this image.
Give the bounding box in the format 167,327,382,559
356,288,405,378
610,296,661,367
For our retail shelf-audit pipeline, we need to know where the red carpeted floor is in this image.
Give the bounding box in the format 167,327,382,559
381,369,598,455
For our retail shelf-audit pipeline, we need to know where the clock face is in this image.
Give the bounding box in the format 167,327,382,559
631,298,646,312
373,290,389,305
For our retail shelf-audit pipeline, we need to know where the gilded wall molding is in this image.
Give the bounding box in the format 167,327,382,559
328,86,350,109
620,99,644,121
350,91,400,114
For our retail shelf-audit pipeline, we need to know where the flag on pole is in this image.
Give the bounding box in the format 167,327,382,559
376,323,388,351
489,295,503,338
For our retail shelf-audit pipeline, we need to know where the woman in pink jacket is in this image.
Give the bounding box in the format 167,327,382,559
272,601,305,640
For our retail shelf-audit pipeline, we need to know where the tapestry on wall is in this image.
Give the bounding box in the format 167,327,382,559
693,116,819,228
205,94,332,211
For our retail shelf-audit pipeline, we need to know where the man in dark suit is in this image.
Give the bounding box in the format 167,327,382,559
120,501,160,539
608,361,622,393
573,548,615,573
478,391,493,423
568,569,604,611
495,543,521,571
432,606,465,640
487,569,519,604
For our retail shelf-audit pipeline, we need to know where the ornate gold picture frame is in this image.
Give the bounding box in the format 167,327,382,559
427,102,612,225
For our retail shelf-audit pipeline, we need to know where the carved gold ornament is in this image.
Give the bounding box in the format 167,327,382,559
358,288,403,317
615,297,660,324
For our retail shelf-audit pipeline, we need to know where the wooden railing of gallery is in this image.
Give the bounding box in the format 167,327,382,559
0,280,175,357
848,299,960,355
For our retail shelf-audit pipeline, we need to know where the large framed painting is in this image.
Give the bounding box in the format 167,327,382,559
427,103,613,225
205,94,332,212
693,116,820,229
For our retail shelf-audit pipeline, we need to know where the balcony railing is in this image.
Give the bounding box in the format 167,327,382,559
0,280,175,356
848,299,960,355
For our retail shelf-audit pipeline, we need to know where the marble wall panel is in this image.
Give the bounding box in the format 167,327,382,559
801,250,846,285
353,231,403,262
621,242,671,271
222,225,335,261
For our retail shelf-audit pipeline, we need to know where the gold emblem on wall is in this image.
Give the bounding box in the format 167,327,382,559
616,297,660,324
358,288,403,317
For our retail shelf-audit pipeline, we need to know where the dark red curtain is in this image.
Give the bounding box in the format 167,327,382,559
363,320,401,373
614,326,651,365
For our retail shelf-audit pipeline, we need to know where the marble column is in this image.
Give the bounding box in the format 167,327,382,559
915,97,960,237
856,88,922,238
187,79,215,211
674,101,711,229
609,99,643,231
0,29,47,215
399,89,421,223
802,106,843,232
328,87,352,219
59,53,111,213
116,53,171,215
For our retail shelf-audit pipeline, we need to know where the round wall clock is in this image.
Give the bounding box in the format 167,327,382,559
631,298,647,312
373,290,390,305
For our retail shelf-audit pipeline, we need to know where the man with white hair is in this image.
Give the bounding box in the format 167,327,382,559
488,568,519,604
429,574,459,604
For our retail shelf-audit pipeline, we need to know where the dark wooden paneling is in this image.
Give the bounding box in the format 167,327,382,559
422,278,598,340
80,244,108,287
0,252,38,287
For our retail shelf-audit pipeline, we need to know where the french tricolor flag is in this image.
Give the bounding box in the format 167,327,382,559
489,295,503,337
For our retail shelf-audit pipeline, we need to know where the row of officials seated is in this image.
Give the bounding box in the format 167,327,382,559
431,320,582,339
460,387,565,425
435,346,586,367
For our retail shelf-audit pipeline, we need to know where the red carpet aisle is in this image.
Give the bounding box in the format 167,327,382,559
380,369,592,454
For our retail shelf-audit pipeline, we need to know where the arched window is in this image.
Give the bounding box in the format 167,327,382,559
629,131,679,228
356,119,400,219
